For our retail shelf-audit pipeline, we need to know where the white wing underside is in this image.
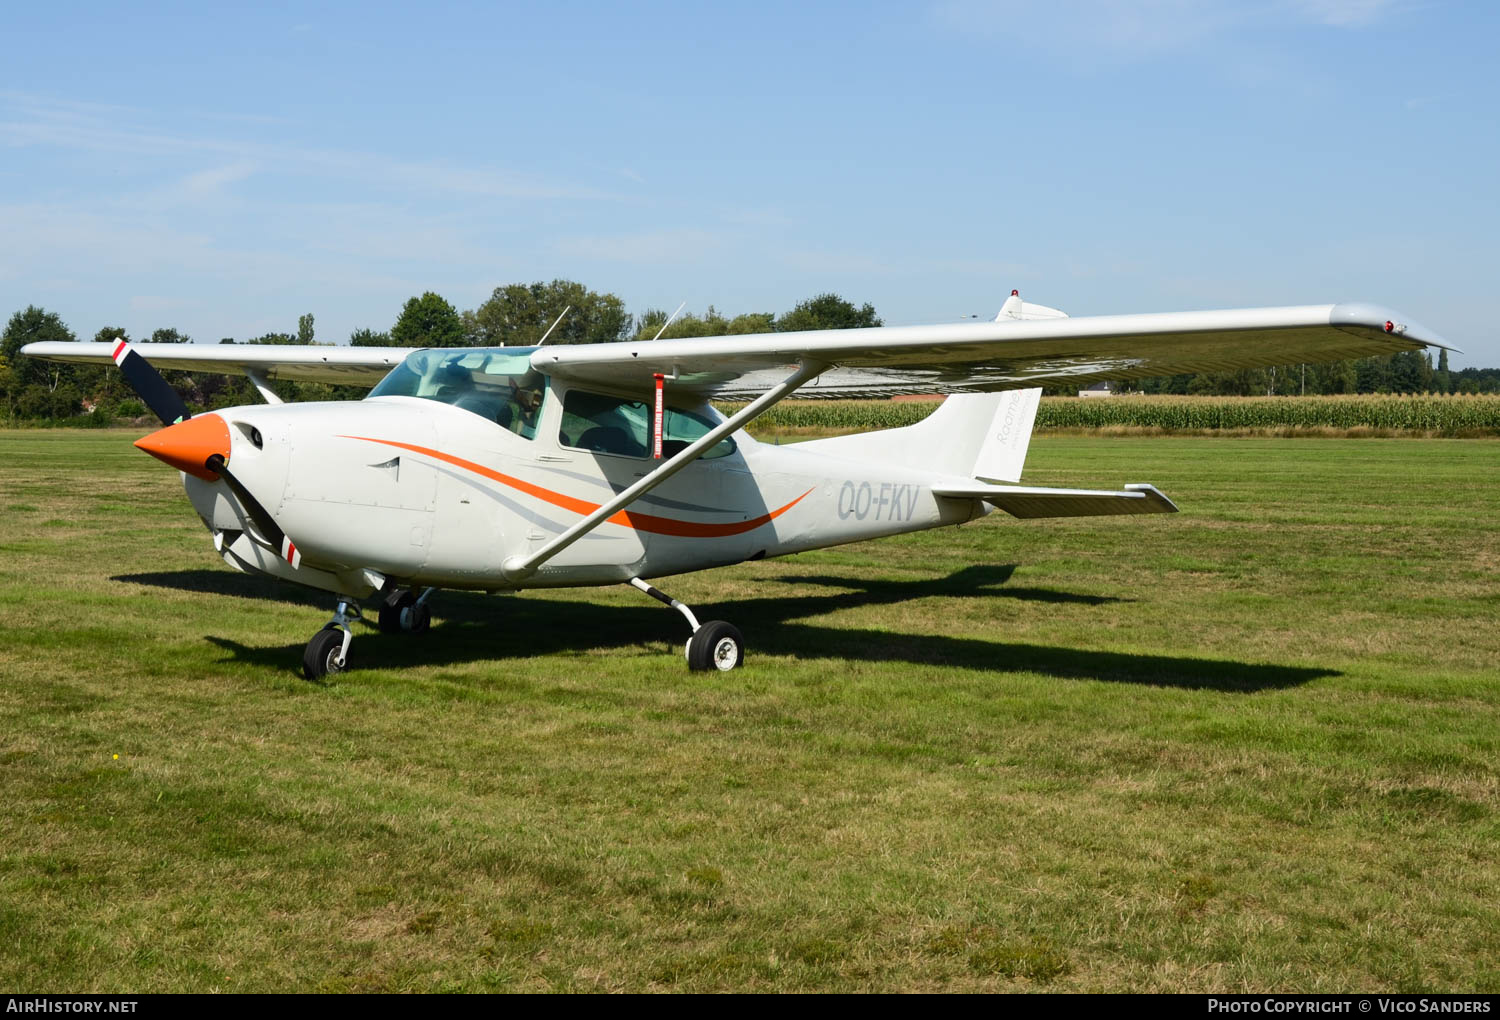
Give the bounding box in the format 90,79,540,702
537,302,1449,398
18,343,418,386
22,302,1449,397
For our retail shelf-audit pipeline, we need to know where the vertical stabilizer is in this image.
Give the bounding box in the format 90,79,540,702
971,388,1042,483
996,289,1069,322
794,386,1043,483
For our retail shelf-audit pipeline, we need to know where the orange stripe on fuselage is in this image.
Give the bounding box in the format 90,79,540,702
340,435,811,538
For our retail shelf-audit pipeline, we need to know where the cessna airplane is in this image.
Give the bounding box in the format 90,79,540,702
23,294,1448,679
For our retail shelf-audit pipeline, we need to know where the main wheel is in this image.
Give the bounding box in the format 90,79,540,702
686,621,744,672
379,592,431,635
303,627,348,680
378,592,414,633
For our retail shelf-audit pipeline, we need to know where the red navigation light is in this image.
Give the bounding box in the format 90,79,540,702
1011,289,1019,296
1385,321,1394,333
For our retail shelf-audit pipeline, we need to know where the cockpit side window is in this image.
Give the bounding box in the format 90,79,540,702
558,389,736,460
368,348,547,438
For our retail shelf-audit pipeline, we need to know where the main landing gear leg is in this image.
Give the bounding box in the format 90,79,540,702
303,598,361,680
628,577,744,672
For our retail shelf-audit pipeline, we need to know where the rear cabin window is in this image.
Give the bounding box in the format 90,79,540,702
558,390,736,460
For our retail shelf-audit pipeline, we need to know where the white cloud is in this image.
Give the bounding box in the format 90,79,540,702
0,93,616,202
782,249,901,276
129,295,195,312
553,229,724,264
932,0,1407,59
1290,0,1404,26
179,162,257,198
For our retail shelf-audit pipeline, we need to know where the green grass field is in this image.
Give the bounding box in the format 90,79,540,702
1,429,1497,992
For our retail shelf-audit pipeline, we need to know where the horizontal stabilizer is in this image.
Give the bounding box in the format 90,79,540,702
931,482,1179,519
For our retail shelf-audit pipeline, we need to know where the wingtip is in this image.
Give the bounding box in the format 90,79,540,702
1329,302,1457,352
1124,483,1180,513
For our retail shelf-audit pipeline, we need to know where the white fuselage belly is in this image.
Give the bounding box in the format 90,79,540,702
181,396,985,596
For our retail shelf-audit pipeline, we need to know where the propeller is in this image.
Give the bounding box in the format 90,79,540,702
110,339,191,426
116,339,303,569
205,453,302,569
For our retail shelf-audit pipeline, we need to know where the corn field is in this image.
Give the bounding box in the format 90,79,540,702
726,395,1500,436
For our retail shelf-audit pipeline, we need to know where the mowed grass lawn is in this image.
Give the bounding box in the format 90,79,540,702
1,428,1497,993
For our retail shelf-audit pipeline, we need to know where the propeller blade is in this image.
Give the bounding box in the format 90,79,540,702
110,339,191,426
205,454,302,569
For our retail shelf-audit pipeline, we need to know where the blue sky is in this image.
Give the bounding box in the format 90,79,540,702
3,0,1497,365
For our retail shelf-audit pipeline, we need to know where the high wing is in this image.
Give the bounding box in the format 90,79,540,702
21,302,1451,398
17,342,417,386
533,302,1453,398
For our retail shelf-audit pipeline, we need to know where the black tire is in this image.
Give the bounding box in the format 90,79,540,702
378,592,415,634
407,602,431,635
303,627,348,680
686,621,744,672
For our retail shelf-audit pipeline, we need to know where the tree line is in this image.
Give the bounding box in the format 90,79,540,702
2,281,1495,424
0,284,879,422
1116,348,1495,398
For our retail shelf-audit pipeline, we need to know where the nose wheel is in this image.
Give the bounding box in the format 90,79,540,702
303,599,359,680
628,578,744,671
303,625,349,680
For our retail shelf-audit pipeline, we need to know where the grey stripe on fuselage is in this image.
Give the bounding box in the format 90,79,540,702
534,464,734,515
428,463,617,541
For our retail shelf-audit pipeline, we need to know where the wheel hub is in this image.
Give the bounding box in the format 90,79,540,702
712,637,738,670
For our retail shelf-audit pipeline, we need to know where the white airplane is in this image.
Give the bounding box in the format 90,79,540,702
24,294,1449,679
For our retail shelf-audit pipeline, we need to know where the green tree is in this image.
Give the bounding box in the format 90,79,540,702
1389,350,1433,394
468,280,630,346
0,355,14,421
631,305,732,341
349,327,393,347
1434,348,1452,394
297,313,316,346
149,327,190,344
727,312,776,335
391,292,466,349
775,293,881,333
2,306,77,391
83,326,130,410
1317,360,1358,395
1355,356,1389,393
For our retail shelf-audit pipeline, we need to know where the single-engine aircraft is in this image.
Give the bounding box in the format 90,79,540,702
23,293,1450,678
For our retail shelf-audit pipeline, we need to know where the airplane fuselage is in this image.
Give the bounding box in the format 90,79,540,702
183,392,986,601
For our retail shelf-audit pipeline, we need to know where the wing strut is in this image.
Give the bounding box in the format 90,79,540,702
501,359,826,580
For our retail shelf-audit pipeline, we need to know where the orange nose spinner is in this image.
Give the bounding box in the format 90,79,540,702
133,414,230,481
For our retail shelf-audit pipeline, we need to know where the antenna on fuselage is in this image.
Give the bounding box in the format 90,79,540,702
535,306,571,346
651,301,687,341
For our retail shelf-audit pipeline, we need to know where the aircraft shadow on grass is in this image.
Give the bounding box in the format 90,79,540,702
115,564,1332,694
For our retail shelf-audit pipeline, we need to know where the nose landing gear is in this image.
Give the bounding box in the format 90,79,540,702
302,588,439,680
303,588,437,680
628,578,744,671
303,599,360,680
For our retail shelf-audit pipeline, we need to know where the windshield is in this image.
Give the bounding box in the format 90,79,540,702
368,347,547,439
